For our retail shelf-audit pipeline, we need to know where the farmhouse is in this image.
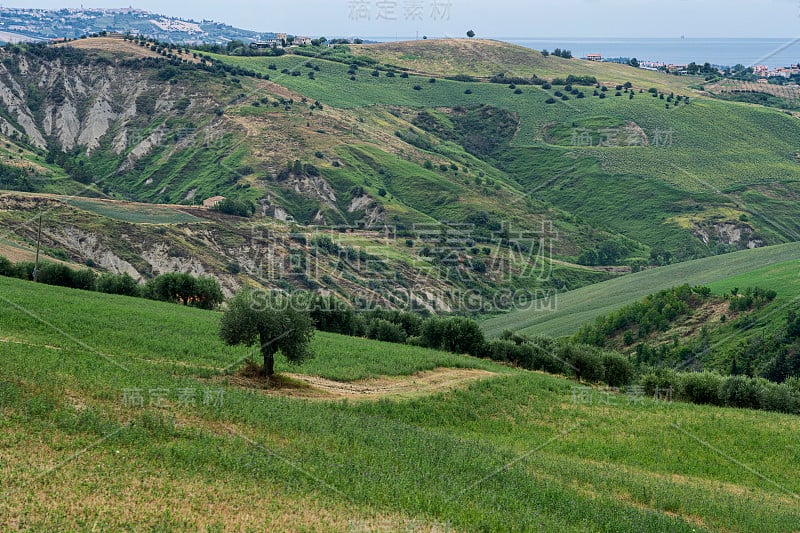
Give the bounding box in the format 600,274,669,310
203,196,225,208
586,53,602,61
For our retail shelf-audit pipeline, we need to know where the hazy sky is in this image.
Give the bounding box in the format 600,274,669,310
8,1,800,38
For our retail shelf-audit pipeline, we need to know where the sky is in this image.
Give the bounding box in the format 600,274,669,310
7,0,800,39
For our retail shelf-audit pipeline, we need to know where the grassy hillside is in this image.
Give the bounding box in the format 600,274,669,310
210,50,702,147
3,37,800,312
2,38,799,266
0,40,640,273
0,190,613,313
483,241,800,338
212,41,800,256
349,39,702,93
2,276,800,530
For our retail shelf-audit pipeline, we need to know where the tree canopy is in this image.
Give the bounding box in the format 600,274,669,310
220,288,314,376
145,272,223,310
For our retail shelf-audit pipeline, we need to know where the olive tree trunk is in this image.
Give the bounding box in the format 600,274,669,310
259,332,277,376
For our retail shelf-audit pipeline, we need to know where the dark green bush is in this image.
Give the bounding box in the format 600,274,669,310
760,381,798,413
36,263,75,287
602,352,635,387
366,318,407,343
145,273,223,310
639,368,679,396
310,294,362,336
719,375,764,409
213,197,256,217
559,343,604,382
70,269,98,291
528,342,564,375
486,339,519,364
12,262,35,280
679,372,724,405
96,272,140,297
0,256,13,277
420,316,486,356
364,308,423,338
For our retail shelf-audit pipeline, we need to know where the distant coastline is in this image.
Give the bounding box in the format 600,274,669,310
507,38,800,69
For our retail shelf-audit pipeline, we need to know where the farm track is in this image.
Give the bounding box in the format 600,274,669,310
223,367,499,400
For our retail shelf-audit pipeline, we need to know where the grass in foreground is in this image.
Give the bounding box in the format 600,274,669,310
1,277,799,531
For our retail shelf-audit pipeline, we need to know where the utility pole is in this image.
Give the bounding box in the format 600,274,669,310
33,209,42,282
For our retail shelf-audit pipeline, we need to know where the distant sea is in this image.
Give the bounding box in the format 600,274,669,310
506,37,800,68
368,36,800,69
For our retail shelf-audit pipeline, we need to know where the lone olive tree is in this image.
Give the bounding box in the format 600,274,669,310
466,30,475,38
220,288,314,376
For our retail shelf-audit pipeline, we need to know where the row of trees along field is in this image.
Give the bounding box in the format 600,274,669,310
216,286,800,415
4,256,800,415
0,256,222,309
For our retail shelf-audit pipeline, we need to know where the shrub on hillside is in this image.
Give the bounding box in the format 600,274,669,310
145,272,223,310
13,261,36,280
35,263,74,287
761,381,799,413
719,375,764,409
639,368,680,396
558,343,604,382
364,308,423,338
486,339,520,364
366,318,407,343
486,339,546,368
213,197,256,217
602,352,635,387
678,372,724,405
309,294,363,336
70,268,98,291
97,272,140,297
527,338,564,374
489,332,564,373
0,256,13,277
420,316,486,356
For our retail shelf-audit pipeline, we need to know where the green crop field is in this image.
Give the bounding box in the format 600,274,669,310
64,198,204,224
708,258,800,297
483,241,800,338
2,276,800,530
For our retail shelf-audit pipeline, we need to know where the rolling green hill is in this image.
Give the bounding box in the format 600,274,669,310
2,37,800,316
2,276,800,530
211,39,800,260
349,39,702,93
482,241,800,338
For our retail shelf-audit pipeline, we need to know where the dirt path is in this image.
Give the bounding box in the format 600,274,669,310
292,368,496,398
224,367,498,401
